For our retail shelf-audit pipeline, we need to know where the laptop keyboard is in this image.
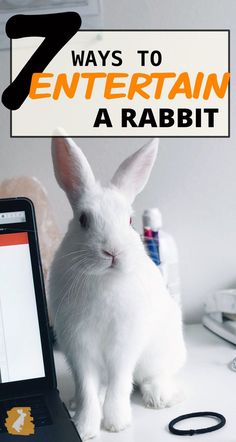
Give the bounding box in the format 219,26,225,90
0,395,52,433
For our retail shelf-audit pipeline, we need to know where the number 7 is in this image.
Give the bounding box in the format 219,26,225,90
2,12,81,111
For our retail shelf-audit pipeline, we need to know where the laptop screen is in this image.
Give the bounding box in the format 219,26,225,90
0,218,45,383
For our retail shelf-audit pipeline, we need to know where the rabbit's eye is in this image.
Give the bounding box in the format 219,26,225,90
79,212,89,230
130,217,132,225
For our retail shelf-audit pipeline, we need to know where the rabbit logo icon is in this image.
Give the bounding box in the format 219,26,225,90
5,407,35,435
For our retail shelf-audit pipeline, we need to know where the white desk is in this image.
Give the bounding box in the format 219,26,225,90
54,324,236,441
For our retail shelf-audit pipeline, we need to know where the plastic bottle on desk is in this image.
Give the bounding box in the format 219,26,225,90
142,208,181,304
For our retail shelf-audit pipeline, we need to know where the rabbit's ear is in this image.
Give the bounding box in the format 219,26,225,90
111,139,159,203
51,129,95,201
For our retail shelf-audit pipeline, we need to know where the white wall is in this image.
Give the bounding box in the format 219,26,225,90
0,0,236,322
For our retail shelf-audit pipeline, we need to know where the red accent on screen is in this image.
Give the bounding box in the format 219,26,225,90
0,232,28,247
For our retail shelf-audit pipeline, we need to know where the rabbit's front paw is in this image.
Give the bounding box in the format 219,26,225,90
103,401,131,432
141,378,184,409
74,411,100,441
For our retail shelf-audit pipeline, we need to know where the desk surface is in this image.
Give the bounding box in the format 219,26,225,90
54,324,236,442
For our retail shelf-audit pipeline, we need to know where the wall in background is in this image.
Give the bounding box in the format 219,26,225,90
0,0,235,322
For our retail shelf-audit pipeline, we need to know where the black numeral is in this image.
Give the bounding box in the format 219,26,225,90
2,12,81,110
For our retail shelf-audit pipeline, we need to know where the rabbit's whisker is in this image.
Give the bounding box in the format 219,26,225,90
53,260,83,328
55,249,88,261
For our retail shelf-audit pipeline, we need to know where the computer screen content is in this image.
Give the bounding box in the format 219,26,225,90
0,218,45,383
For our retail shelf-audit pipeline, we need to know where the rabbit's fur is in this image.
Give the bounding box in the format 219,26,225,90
49,134,186,440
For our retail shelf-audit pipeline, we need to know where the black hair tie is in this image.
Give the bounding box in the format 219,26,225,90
168,411,226,436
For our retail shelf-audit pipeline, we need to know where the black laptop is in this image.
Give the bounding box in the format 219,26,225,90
0,197,81,441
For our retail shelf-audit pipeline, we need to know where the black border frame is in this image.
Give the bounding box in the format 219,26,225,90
9,29,230,138
0,198,56,400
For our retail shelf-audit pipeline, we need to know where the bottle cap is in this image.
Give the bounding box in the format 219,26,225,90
143,208,162,231
144,227,153,238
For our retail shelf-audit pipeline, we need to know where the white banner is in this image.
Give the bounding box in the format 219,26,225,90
11,30,230,137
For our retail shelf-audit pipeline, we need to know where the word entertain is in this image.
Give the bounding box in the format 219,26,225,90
29,71,230,101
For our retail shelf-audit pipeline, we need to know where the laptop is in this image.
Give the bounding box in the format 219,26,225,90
0,197,81,441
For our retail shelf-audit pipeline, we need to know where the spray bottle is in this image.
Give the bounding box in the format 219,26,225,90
143,208,181,304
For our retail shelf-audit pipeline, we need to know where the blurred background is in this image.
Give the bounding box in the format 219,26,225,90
0,0,235,323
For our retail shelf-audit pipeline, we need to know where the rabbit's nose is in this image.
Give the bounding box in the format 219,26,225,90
102,249,119,267
102,249,117,265
102,249,115,259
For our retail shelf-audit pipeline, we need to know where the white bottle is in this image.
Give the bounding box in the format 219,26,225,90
142,208,181,304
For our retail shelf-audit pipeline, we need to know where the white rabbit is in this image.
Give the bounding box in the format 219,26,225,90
49,133,186,441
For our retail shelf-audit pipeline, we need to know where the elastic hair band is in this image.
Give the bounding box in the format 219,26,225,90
168,411,226,436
